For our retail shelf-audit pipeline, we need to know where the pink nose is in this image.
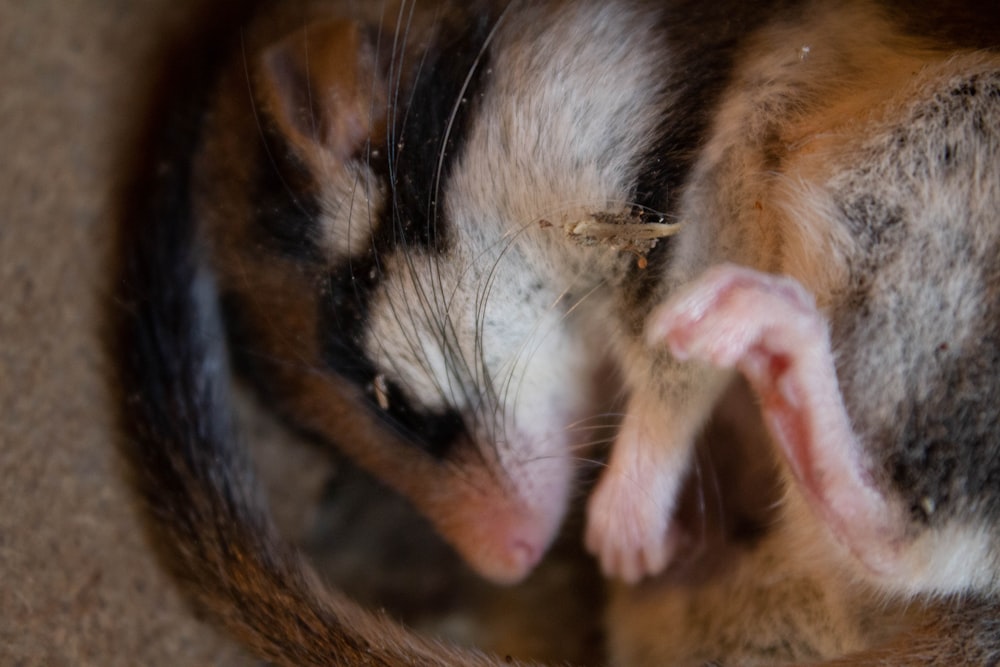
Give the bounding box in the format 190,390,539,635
464,525,556,585
470,538,541,585
508,538,541,574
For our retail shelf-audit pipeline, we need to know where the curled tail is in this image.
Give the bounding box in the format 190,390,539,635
113,9,515,665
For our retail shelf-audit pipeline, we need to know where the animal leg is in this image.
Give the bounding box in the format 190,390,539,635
647,264,902,577
585,391,696,583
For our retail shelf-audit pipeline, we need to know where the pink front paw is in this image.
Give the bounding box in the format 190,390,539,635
585,470,682,584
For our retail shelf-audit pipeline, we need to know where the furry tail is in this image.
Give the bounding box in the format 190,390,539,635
113,8,514,665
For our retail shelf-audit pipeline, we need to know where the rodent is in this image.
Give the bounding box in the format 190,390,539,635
117,0,1000,664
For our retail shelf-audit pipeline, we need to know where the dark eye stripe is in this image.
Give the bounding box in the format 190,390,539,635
369,376,467,460
365,8,497,254
310,11,499,459
317,259,467,461
251,122,324,263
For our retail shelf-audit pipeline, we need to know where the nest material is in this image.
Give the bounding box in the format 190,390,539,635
542,209,683,269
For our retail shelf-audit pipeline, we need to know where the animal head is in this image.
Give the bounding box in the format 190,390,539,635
207,1,673,583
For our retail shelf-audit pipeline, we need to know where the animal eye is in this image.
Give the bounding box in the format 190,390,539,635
364,373,466,460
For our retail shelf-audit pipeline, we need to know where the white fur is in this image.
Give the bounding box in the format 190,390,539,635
361,0,674,513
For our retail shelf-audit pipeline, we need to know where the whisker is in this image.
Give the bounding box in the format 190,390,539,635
377,12,494,423
384,0,407,175
486,236,606,448
360,12,464,410
419,7,525,439
427,3,513,238
563,420,626,433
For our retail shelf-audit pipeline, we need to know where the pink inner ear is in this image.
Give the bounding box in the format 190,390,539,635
259,20,385,161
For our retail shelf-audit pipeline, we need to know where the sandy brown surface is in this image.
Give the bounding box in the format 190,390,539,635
1,1,258,663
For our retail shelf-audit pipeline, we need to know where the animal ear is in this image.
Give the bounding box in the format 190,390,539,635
259,20,386,162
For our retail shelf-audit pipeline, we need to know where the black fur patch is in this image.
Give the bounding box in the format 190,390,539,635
313,8,500,459
251,123,324,262
366,5,498,253
318,258,379,388
625,0,792,314
318,256,467,461
318,248,465,459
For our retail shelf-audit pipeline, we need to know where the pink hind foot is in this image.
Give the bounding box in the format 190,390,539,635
647,264,902,577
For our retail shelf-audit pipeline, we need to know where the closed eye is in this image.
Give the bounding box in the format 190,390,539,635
365,373,467,460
